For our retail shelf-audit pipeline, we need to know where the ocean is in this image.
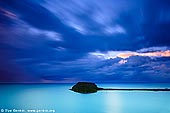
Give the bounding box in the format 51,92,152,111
0,83,170,113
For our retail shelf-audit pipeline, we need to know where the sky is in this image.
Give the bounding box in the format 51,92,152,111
0,0,170,83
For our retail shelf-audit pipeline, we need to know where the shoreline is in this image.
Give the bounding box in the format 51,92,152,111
98,88,170,91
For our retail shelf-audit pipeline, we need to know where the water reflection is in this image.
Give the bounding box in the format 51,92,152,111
105,91,121,113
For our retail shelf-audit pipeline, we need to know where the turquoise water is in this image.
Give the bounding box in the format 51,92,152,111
0,84,170,113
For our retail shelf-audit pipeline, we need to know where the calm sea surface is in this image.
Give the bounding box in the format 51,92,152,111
0,84,170,113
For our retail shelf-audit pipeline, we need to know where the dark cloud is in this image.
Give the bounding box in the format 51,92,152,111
1,0,170,52
0,44,37,82
27,56,170,83
142,0,170,47
0,0,170,83
0,0,65,31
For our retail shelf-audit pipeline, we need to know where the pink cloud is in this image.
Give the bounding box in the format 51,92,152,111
90,50,170,59
0,8,18,19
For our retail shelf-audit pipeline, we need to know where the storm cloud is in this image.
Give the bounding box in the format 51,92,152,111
0,0,170,83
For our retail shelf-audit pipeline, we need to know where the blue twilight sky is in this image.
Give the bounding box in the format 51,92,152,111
0,0,170,83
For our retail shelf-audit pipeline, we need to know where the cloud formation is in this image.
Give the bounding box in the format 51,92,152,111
0,0,170,83
90,49,170,59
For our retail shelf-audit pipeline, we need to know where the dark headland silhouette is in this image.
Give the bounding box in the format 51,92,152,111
70,82,170,94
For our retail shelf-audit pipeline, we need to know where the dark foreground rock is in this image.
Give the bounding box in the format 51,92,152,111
70,82,100,94
70,82,170,94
